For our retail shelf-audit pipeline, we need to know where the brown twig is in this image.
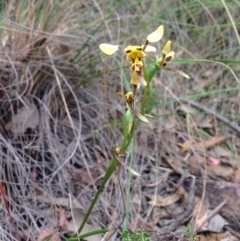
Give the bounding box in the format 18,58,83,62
180,98,240,135
225,225,240,239
195,200,227,232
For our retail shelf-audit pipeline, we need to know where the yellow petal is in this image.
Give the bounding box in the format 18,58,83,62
132,59,143,71
138,74,147,86
125,92,134,100
124,45,143,53
99,43,119,55
145,45,157,52
130,71,139,85
116,90,125,99
147,25,164,43
162,40,171,55
124,45,146,62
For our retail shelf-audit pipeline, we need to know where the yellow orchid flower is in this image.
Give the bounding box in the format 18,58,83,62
124,46,146,62
116,90,149,124
158,41,189,79
116,90,135,104
161,41,175,67
99,25,166,84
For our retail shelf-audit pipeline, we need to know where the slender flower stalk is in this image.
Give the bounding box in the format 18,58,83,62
74,25,190,239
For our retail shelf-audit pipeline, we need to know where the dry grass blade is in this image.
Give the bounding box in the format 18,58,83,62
0,0,240,240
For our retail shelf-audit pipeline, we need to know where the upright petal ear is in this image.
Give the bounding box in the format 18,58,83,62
99,43,119,55
147,25,164,43
162,40,171,55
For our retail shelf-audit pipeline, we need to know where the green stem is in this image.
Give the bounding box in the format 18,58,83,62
121,107,131,149
148,63,159,83
123,138,134,229
72,157,118,237
72,60,160,240
67,228,109,241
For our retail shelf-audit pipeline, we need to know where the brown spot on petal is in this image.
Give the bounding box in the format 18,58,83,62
125,50,131,53
163,63,167,67
165,56,172,62
136,48,143,51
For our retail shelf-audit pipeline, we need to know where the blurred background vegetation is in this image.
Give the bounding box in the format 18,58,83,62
0,0,239,240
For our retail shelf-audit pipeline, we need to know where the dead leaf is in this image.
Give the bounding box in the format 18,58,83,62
145,177,163,187
207,164,234,178
151,207,162,226
234,166,240,182
193,136,226,149
182,136,226,152
6,104,39,134
37,228,60,241
210,146,237,168
147,187,184,207
60,44,69,54
65,209,103,241
197,231,227,241
196,116,214,129
56,208,69,229
164,154,184,174
188,155,206,174
177,104,197,114
193,198,208,230
182,139,192,152
1,34,9,48
211,146,233,157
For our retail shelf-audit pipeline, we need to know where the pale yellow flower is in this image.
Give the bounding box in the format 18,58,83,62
158,41,190,79
161,41,175,66
147,25,164,43
99,25,166,84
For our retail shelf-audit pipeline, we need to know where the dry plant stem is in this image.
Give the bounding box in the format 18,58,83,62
106,165,126,241
0,183,21,241
225,225,240,239
75,63,158,237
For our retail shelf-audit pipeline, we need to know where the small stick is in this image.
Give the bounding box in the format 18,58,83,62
195,200,227,231
180,98,240,135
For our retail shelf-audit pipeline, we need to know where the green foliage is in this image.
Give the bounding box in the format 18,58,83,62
182,222,199,241
122,230,150,241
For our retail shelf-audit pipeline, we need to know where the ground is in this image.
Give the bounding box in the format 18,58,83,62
0,0,240,241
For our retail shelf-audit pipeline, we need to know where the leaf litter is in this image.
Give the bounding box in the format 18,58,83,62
0,1,240,241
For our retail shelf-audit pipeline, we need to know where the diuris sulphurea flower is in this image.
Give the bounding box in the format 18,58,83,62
113,146,140,176
116,90,149,124
157,40,189,79
99,25,164,87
